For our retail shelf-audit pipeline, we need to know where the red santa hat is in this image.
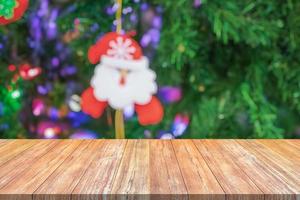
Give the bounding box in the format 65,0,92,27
88,32,149,70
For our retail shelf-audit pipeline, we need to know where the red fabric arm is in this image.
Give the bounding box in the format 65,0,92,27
81,87,108,118
135,96,164,125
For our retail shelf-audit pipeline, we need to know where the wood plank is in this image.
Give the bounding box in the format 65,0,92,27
193,140,264,200
33,140,103,200
256,140,300,165
0,139,298,200
110,140,150,200
0,140,36,167
72,140,127,200
0,140,8,148
214,139,297,200
237,140,300,193
0,140,58,189
285,139,300,150
172,140,224,200
149,140,187,200
242,140,300,177
0,140,81,200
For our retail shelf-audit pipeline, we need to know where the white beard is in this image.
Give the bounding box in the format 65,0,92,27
91,63,157,109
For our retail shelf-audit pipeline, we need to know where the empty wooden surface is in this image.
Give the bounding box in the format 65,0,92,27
0,139,299,200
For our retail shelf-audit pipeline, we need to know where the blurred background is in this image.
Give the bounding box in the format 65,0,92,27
0,0,300,139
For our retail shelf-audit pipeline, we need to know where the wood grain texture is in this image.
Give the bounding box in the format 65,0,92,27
193,140,264,200
110,140,150,200
0,140,81,200
285,139,300,150
172,140,224,200
212,140,298,200
0,140,58,189
149,140,187,200
0,140,8,148
0,139,298,200
0,140,36,167
72,140,127,200
237,140,300,193
33,140,98,200
255,140,300,167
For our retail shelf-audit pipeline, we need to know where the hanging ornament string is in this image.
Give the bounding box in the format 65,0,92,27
114,0,125,139
115,109,125,139
116,0,123,34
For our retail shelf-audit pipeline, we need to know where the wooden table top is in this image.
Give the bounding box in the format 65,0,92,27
0,139,298,200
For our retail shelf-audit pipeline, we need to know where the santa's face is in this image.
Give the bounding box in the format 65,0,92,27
91,63,157,109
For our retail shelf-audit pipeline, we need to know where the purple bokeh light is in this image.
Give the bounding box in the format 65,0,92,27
158,86,182,104
194,0,202,8
60,65,77,76
37,85,48,95
70,130,99,139
140,33,152,47
152,16,162,29
140,3,149,11
51,57,60,67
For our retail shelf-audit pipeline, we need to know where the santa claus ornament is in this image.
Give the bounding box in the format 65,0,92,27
0,0,29,25
81,32,164,138
81,0,163,139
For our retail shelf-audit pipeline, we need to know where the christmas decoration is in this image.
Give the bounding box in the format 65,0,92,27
81,0,163,139
83,32,164,127
86,32,158,110
68,94,81,112
82,32,164,130
0,0,29,25
19,64,42,80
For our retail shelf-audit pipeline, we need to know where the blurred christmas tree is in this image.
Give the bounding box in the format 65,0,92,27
0,0,300,139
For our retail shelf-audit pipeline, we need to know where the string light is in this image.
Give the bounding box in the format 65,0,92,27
44,128,56,139
8,65,16,72
11,90,21,99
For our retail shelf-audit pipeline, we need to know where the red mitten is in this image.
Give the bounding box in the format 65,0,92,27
0,0,29,25
81,87,108,118
135,96,164,125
